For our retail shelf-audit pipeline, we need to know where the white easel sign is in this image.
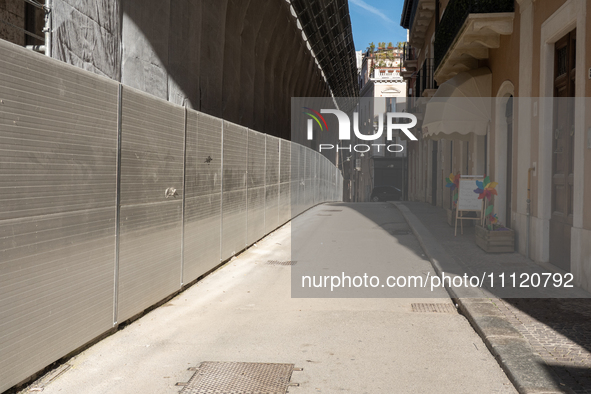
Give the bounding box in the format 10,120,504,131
455,176,484,236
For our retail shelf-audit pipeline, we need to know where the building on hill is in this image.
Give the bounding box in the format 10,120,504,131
349,44,408,202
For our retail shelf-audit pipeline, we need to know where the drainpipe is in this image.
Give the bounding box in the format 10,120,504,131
43,0,52,57
526,167,534,259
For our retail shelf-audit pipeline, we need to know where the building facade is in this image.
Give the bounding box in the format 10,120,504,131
348,47,407,202
400,0,591,291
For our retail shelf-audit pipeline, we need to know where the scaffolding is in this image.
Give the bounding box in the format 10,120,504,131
0,0,51,56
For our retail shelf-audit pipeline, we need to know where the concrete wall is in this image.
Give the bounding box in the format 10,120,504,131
0,39,343,393
48,0,331,140
52,0,121,79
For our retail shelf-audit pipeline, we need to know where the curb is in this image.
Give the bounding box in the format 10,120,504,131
392,202,566,394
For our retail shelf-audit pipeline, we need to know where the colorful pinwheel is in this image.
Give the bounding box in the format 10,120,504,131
488,213,498,225
445,173,460,191
483,204,497,230
486,211,499,224
445,173,460,207
474,176,498,201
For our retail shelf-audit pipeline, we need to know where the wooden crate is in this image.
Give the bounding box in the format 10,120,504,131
475,225,515,253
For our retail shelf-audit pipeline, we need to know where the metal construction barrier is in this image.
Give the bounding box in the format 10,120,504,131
0,39,342,392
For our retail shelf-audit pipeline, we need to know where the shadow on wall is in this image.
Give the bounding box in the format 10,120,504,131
52,0,331,140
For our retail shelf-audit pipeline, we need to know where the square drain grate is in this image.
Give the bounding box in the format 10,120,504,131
179,362,295,394
411,303,457,313
267,260,297,266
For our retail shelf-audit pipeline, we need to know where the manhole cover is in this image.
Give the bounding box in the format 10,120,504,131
267,260,297,266
390,230,411,235
179,362,295,394
411,303,457,313
322,209,342,212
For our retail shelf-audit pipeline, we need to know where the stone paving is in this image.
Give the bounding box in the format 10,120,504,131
496,299,591,394
402,202,591,394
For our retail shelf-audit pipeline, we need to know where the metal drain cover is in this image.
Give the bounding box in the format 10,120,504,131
267,260,297,266
179,362,295,394
411,303,457,313
390,230,411,235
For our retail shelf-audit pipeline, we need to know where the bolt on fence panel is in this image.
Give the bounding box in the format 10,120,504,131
265,134,280,233
221,121,248,261
247,129,266,245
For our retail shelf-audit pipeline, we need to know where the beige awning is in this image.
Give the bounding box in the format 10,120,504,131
422,67,492,140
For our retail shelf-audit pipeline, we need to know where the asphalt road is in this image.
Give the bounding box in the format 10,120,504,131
33,203,517,394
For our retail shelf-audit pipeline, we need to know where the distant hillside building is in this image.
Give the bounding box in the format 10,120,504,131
352,46,408,202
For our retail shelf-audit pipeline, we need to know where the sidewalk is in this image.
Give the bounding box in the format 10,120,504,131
17,203,517,394
395,202,591,394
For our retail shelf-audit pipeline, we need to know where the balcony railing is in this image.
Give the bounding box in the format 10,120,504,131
372,68,403,81
414,58,437,98
401,42,416,77
402,42,416,62
434,0,514,71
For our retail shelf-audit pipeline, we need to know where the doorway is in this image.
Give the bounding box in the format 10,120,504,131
449,141,453,209
505,96,513,228
549,30,575,271
431,140,438,206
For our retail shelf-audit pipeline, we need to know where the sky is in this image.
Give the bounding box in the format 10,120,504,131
348,0,408,52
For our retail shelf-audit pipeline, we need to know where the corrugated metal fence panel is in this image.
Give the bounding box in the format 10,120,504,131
247,130,266,245
265,135,280,233
337,167,342,201
117,86,185,323
248,129,266,189
278,139,291,224
222,121,247,260
0,41,118,393
312,152,318,205
301,147,309,209
324,156,330,202
291,143,302,217
327,157,332,202
309,150,314,206
335,170,340,202
0,40,344,394
183,111,222,283
319,156,326,203
301,146,307,207
280,139,291,184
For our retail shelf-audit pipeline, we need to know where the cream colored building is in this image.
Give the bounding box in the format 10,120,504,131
352,49,407,202
400,0,591,291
